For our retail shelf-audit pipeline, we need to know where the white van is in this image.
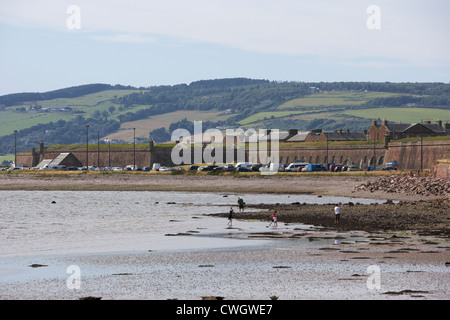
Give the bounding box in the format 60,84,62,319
285,162,309,172
269,163,285,172
152,163,161,170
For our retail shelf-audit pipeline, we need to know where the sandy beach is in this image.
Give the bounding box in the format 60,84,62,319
0,172,449,300
0,171,441,200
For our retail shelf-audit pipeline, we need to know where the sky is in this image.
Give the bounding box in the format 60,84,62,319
0,0,449,95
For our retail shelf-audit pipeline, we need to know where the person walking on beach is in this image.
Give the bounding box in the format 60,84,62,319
334,202,342,225
237,197,245,213
268,210,278,227
228,207,235,226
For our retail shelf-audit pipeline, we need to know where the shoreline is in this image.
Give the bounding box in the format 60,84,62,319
0,172,445,201
2,172,449,236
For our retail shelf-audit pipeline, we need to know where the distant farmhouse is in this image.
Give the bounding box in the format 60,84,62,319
367,118,448,142
303,129,367,143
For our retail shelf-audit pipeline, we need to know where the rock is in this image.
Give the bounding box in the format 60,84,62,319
29,264,48,268
202,296,224,300
354,174,450,197
78,296,102,300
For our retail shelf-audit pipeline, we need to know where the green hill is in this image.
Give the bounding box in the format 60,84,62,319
1,79,449,155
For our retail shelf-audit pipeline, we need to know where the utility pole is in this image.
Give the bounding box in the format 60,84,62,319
420,120,424,171
14,130,17,168
133,128,136,170
97,130,100,168
85,125,89,168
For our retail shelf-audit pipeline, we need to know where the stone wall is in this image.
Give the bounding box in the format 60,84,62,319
430,160,450,179
15,139,450,171
385,141,450,170
274,144,386,168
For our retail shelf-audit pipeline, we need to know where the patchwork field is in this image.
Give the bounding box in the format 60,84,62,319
343,107,450,123
0,90,147,136
105,110,233,140
277,91,406,109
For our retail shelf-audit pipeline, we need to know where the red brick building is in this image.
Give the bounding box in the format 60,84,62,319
367,118,447,142
304,129,367,143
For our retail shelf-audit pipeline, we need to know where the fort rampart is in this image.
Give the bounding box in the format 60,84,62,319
15,140,449,171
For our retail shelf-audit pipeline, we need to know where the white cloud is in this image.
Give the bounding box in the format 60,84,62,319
0,0,449,67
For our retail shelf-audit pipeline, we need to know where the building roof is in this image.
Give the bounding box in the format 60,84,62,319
375,119,446,134
35,152,82,169
285,132,309,142
323,131,367,141
387,123,446,134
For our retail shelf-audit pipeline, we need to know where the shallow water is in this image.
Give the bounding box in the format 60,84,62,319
0,190,386,257
0,191,448,299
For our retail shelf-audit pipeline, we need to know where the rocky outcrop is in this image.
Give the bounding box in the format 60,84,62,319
354,174,449,197
431,160,450,179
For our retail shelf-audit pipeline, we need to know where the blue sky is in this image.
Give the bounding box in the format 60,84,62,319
0,0,449,95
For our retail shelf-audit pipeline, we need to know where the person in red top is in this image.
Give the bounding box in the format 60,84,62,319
268,210,278,227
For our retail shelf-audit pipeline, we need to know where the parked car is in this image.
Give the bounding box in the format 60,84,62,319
142,167,151,171
269,163,286,172
306,164,327,172
223,164,235,172
252,164,263,172
198,165,218,171
159,166,174,171
286,163,309,172
347,165,361,171
188,165,200,171
235,166,251,172
235,162,252,171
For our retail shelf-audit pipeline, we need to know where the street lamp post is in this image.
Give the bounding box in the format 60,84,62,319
14,130,17,168
97,130,100,168
85,125,89,168
420,120,424,172
133,128,136,170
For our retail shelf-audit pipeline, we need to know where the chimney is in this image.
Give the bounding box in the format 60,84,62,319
338,129,342,134
345,129,350,134
382,118,387,126
436,119,442,127
371,118,377,127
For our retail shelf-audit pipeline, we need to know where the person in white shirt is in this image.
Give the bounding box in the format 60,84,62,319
334,203,342,225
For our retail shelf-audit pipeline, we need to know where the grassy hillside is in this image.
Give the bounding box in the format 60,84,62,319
0,89,147,137
343,107,450,123
277,91,404,109
1,79,449,155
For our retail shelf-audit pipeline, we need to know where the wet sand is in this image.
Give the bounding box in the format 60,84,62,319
0,172,449,300
0,171,439,201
